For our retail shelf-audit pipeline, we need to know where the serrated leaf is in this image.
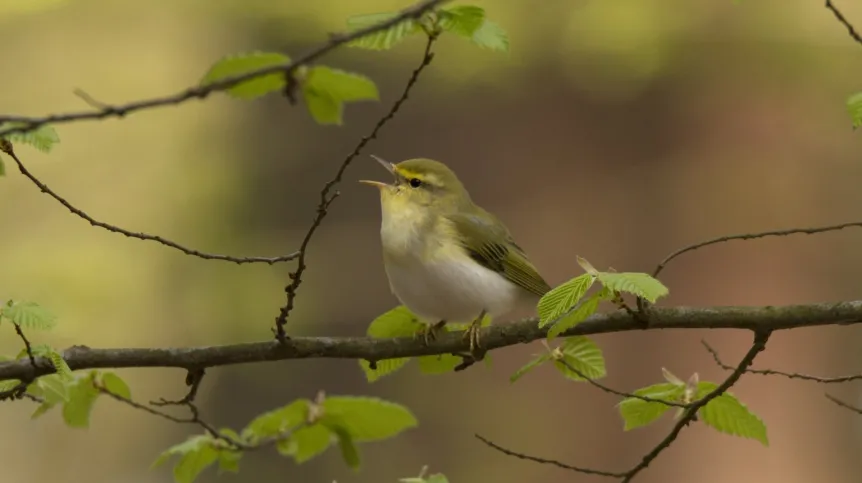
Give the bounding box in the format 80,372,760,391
278,424,334,463
46,349,73,381
596,272,669,303
33,374,69,403
438,5,485,37
554,336,606,381
173,443,218,483
696,382,768,446
470,18,509,52
1,123,60,153
359,306,420,381
152,435,211,468
242,399,309,442
62,372,100,428
201,52,290,100
330,425,361,470
509,353,551,383
101,372,131,399
618,383,684,430
321,396,417,442
847,91,862,129
346,13,420,50
417,354,462,374
216,449,241,474
305,66,378,102
537,273,595,327
547,292,601,339
1,301,57,330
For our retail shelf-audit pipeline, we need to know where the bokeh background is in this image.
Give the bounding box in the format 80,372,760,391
2,0,862,481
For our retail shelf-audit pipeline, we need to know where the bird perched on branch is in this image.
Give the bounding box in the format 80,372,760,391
360,156,551,358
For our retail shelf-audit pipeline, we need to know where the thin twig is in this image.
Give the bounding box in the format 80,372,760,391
653,222,862,277
555,359,686,408
475,434,625,478
825,0,862,46
273,33,439,341
152,368,206,406
0,0,449,137
825,393,862,415
703,339,862,383
620,330,772,482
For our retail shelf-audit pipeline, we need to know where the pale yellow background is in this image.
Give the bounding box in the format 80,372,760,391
1,0,862,482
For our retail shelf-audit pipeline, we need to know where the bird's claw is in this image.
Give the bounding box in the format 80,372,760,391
415,320,447,346
461,314,485,359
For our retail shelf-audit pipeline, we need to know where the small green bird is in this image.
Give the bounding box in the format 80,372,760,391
360,156,551,356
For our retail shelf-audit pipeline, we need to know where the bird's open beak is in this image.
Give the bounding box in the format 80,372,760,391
358,155,396,188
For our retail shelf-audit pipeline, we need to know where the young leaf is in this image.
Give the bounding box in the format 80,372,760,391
696,382,768,446
553,336,606,381
547,292,601,339
32,374,69,403
200,52,290,100
154,435,219,483
100,372,131,399
321,396,417,442
346,12,420,50
537,273,595,327
153,435,212,468
216,449,241,474
277,424,334,463
1,300,57,330
596,272,669,303
618,383,684,430
242,399,309,442
417,354,462,374
438,5,486,37
1,123,61,153
847,91,862,129
305,66,379,102
509,353,552,383
0,379,21,392
302,88,343,125
46,349,73,381
62,372,100,428
358,306,420,382
470,18,509,52
330,425,361,470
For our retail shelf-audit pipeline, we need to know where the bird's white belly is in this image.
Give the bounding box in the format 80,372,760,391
384,252,522,324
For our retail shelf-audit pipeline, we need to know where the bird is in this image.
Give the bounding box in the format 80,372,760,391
359,156,551,357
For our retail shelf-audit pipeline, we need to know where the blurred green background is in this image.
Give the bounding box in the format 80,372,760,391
2,0,862,481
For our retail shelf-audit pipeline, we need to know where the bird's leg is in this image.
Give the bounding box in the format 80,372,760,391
415,320,447,345
462,309,487,357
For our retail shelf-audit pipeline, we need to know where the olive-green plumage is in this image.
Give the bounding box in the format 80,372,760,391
360,156,550,351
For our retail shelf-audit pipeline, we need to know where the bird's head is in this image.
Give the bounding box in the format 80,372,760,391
359,156,471,215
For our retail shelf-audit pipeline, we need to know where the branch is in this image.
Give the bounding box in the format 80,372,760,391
0,0,449,137
826,0,862,46
653,221,862,277
703,340,862,383
273,33,438,341
0,301,858,382
474,434,624,478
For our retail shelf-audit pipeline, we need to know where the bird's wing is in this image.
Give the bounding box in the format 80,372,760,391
446,211,551,297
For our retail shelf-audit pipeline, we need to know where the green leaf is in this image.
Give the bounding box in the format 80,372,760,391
426,475,450,483
1,300,57,330
330,425,361,470
278,424,334,463
200,52,290,100
847,91,862,129
509,353,551,383
438,5,486,37
216,449,241,474
596,272,669,303
62,372,100,428
553,336,606,381
46,349,73,381
302,88,343,125
1,123,61,153
153,435,212,468
618,383,684,430
537,273,595,327
547,292,601,339
696,382,768,446
175,444,218,483
0,379,21,392
321,396,417,442
32,374,69,403
346,12,420,50
358,306,420,382
242,399,309,442
470,18,509,52
100,372,131,399
305,66,378,102
417,354,462,374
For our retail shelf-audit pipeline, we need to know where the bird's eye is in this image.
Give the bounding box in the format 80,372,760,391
409,178,422,188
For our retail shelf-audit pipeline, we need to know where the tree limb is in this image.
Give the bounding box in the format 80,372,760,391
0,300,859,382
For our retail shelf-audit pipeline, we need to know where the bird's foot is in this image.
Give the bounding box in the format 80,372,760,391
461,311,486,359
415,320,447,346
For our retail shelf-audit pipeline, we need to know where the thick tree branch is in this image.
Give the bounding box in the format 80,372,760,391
0,301,858,382
0,0,449,137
